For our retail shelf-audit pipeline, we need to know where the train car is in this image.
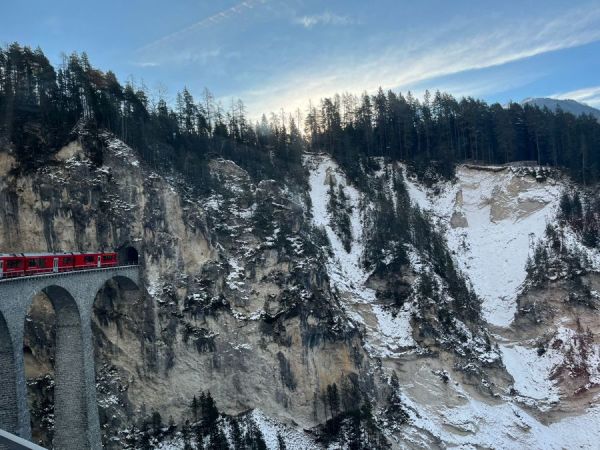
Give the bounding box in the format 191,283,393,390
23,253,79,275
1,251,120,279
100,252,118,267
55,254,76,272
23,253,56,276
74,252,119,270
73,252,102,270
0,254,26,279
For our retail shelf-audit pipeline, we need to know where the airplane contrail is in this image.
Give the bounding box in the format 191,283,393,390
138,0,270,54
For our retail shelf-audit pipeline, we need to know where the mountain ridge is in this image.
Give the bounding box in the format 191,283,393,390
522,97,600,120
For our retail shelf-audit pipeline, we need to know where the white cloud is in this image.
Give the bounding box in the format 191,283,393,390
135,48,221,68
553,86,600,107
410,71,543,102
244,4,600,116
294,12,355,28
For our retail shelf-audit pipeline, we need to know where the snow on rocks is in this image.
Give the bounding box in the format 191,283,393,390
397,368,600,450
305,153,416,357
225,257,245,291
250,410,316,450
104,134,141,167
404,165,562,328
499,342,561,404
306,154,370,294
499,324,600,405
371,304,415,350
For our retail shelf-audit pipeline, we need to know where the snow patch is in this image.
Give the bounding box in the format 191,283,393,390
250,410,316,450
500,343,561,403
305,154,416,357
405,165,562,327
399,377,600,449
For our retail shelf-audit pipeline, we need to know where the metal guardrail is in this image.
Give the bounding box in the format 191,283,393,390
0,265,139,284
0,429,46,450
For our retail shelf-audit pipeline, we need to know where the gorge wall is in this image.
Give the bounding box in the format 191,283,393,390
1,130,599,449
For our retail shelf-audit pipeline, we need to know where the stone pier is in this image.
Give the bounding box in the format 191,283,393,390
0,266,139,449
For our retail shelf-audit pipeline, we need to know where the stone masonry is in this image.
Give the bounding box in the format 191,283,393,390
0,266,139,450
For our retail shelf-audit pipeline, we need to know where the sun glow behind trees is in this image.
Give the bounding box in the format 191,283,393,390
1,43,600,189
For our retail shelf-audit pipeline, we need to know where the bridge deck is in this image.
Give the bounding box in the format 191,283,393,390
0,265,139,284
0,428,47,449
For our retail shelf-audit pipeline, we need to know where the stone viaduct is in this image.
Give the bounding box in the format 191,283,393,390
0,265,140,449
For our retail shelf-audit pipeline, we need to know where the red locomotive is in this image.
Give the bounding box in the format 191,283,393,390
0,252,118,279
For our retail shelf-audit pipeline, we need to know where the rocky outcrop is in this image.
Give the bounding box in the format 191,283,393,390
3,133,600,449
1,132,374,448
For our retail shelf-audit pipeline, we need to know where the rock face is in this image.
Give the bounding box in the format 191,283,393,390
404,164,600,448
1,132,373,448
2,132,600,449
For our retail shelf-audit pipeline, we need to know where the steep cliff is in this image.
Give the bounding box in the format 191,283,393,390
2,129,600,449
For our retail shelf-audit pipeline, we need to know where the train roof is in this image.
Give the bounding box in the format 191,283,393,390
1,252,116,257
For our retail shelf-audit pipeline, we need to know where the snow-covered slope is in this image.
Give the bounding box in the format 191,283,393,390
303,157,600,448
405,165,562,327
305,153,416,358
400,163,600,446
522,97,600,121
400,378,600,450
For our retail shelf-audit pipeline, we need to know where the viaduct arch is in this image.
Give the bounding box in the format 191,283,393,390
0,266,139,449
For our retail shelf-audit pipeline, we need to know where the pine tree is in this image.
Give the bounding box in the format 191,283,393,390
559,192,572,221
326,383,340,418
191,395,199,422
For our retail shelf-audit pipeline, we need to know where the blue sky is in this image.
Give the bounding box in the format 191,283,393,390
3,0,600,118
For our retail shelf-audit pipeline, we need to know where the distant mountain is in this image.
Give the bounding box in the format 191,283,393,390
522,97,600,121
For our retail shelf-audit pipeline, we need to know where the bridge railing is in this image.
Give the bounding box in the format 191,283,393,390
0,265,139,284
0,429,46,450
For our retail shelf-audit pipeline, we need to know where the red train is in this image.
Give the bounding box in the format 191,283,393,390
0,252,118,279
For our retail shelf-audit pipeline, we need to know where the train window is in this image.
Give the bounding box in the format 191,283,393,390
36,258,46,267
84,256,94,263
103,255,113,260
63,257,73,264
28,259,36,267
7,260,21,268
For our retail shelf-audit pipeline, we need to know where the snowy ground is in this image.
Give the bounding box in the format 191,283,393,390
156,410,316,450
404,166,562,328
304,157,600,447
305,154,416,358
499,341,561,404
250,410,316,449
400,381,600,449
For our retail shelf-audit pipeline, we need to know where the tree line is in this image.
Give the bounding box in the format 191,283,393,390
305,89,600,184
0,43,304,192
2,43,600,188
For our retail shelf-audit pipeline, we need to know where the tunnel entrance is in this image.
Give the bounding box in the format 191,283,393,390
117,245,139,265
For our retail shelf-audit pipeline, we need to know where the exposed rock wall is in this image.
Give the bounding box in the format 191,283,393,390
2,133,599,449
1,134,373,448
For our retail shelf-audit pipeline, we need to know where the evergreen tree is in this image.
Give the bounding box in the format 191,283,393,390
277,432,287,450
326,383,340,418
191,395,199,422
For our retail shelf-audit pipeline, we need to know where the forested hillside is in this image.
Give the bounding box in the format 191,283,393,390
1,43,600,187
2,42,600,450
0,43,304,191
